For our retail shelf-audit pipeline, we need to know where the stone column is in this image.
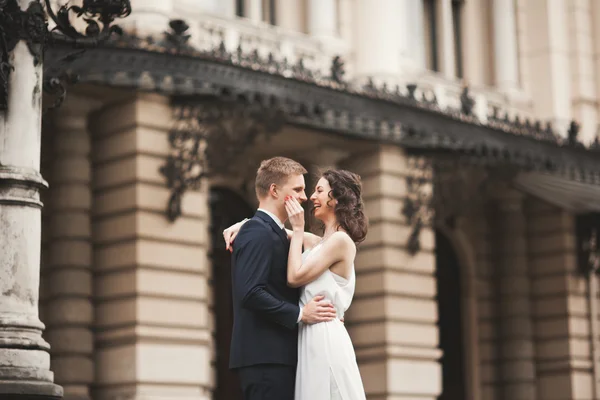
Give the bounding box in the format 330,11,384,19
592,1,600,129
91,94,213,400
307,0,338,38
526,200,593,400
245,0,263,22
437,0,456,78
492,188,536,400
492,0,520,91
353,0,403,78
0,1,62,399
462,0,493,86
342,146,441,400
276,0,303,31
523,0,571,131
569,0,598,143
464,215,495,400
43,96,99,400
408,0,427,70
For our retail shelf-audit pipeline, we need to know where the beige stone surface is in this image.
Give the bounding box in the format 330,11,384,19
89,95,214,400
341,147,442,399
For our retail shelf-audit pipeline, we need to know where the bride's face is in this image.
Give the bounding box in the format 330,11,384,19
310,177,336,221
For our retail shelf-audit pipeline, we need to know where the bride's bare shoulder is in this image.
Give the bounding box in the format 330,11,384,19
330,231,356,253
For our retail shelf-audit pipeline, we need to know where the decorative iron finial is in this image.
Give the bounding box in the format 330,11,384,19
163,19,192,53
460,86,475,116
406,84,417,100
568,120,580,146
330,55,345,84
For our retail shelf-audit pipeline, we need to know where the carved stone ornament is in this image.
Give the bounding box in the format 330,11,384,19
0,0,131,110
160,98,285,222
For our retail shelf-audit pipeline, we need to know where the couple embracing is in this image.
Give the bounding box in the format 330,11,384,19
222,156,368,400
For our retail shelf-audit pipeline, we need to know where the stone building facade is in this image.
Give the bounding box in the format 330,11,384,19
3,0,600,400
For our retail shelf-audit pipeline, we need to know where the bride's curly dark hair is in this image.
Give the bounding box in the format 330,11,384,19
321,169,368,244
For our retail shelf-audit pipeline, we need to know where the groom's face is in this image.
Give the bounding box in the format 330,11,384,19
278,174,307,207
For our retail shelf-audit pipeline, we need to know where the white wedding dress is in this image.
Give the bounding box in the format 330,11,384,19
295,242,366,400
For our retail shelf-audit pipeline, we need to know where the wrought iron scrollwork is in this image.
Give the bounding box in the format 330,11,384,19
0,0,130,110
402,157,433,255
402,156,492,255
577,214,600,275
581,229,600,275
42,71,79,112
160,98,285,222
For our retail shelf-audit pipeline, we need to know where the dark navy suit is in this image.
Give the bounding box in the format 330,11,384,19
229,210,300,399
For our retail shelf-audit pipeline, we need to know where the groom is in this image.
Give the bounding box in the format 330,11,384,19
227,157,337,400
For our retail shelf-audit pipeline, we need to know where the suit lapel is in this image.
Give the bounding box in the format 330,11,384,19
255,211,288,246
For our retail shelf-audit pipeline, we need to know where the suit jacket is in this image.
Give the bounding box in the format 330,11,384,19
229,210,300,369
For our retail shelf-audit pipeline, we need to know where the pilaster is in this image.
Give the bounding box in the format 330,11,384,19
491,188,537,400
526,199,592,400
42,95,101,400
342,146,441,400
90,94,213,400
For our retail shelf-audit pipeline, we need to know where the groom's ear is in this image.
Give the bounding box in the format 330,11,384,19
269,183,278,198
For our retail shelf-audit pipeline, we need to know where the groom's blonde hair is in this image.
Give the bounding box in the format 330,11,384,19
255,157,307,199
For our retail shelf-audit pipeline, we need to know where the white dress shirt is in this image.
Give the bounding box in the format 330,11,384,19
257,208,303,324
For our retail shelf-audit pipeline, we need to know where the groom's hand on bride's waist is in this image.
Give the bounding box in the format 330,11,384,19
301,295,337,325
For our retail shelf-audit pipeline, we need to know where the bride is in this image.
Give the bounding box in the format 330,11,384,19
227,169,368,400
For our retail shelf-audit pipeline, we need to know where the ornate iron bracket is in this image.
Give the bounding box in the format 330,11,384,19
402,156,493,254
160,98,285,222
402,157,434,255
582,229,600,275
577,214,600,275
0,0,130,110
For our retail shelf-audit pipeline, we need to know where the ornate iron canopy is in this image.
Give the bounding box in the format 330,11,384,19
44,19,600,184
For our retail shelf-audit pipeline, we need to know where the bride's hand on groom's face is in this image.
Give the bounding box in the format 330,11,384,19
301,295,337,325
285,197,304,232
